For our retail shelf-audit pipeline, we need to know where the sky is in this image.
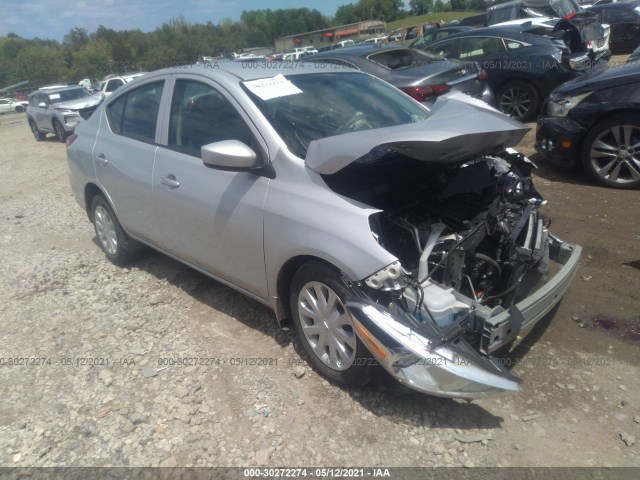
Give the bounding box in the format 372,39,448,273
0,0,357,41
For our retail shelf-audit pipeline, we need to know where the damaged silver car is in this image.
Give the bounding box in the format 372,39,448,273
66,63,581,398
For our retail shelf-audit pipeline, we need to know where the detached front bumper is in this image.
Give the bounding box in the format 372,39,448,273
346,235,581,399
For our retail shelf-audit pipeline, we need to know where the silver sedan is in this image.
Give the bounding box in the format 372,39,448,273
67,62,581,398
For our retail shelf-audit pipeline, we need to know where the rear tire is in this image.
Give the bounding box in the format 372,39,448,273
496,81,540,122
290,261,374,387
29,120,45,141
91,195,141,265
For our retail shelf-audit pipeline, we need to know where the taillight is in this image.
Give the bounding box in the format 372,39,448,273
399,84,451,102
477,69,488,81
66,133,77,146
565,12,577,21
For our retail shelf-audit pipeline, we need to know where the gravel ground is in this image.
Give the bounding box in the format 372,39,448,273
1,109,639,469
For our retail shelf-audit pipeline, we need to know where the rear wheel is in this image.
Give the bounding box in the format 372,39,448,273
290,261,374,387
91,195,141,264
15,105,25,113
53,120,66,143
581,115,640,189
29,120,45,141
496,81,540,122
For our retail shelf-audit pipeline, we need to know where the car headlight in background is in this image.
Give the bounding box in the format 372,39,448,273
546,92,593,117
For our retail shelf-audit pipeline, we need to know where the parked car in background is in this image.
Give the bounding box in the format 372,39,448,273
490,17,611,59
419,27,601,121
100,73,147,97
27,86,104,142
487,0,610,57
536,61,640,188
0,97,26,113
304,45,493,106
587,2,640,52
66,62,581,398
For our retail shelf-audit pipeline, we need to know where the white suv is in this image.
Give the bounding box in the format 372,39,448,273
100,73,147,97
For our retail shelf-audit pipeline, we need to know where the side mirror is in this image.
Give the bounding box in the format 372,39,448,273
201,140,258,170
38,102,47,108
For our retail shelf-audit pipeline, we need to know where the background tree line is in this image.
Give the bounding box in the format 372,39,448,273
0,0,495,88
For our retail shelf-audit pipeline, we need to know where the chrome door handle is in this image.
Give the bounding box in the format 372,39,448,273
95,153,108,166
160,175,180,189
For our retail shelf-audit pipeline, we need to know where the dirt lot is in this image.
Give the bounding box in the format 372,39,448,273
0,106,639,470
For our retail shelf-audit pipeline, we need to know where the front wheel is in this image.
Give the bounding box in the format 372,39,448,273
91,195,141,264
290,261,374,387
496,81,540,122
581,115,640,189
53,120,66,143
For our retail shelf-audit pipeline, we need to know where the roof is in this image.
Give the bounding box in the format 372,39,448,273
145,61,358,83
306,44,412,60
431,26,551,43
34,85,85,94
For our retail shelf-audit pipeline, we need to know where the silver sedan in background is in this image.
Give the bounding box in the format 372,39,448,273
66,62,581,398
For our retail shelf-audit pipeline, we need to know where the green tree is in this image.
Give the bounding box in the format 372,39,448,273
334,3,359,24
409,0,434,15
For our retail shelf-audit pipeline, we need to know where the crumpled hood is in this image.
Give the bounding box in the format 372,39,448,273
54,93,104,111
305,93,530,175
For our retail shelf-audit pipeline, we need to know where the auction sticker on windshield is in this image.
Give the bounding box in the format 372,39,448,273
243,74,302,101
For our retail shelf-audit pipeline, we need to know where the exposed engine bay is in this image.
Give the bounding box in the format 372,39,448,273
323,148,552,353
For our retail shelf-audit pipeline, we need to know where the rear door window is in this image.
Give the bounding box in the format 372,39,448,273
458,37,506,59
106,81,164,143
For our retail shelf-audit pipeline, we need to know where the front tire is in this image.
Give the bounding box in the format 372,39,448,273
53,120,66,143
581,115,640,189
290,261,374,387
496,81,540,122
91,195,141,265
29,120,45,141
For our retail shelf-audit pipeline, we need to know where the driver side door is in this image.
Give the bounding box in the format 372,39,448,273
150,76,270,299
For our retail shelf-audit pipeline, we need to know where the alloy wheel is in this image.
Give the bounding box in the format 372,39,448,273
297,281,357,371
499,85,532,119
94,205,118,255
589,124,640,186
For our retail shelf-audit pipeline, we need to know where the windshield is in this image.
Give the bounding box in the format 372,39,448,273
245,72,430,158
47,88,92,104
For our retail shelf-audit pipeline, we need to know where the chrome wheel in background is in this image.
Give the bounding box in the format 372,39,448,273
496,81,540,122
588,125,640,187
582,115,640,189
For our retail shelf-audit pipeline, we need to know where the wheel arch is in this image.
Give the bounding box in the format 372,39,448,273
275,255,342,326
84,182,106,221
578,108,640,157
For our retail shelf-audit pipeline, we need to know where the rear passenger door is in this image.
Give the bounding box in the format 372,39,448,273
151,75,270,299
93,79,166,242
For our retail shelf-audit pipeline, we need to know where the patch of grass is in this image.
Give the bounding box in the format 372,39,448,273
386,12,482,31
